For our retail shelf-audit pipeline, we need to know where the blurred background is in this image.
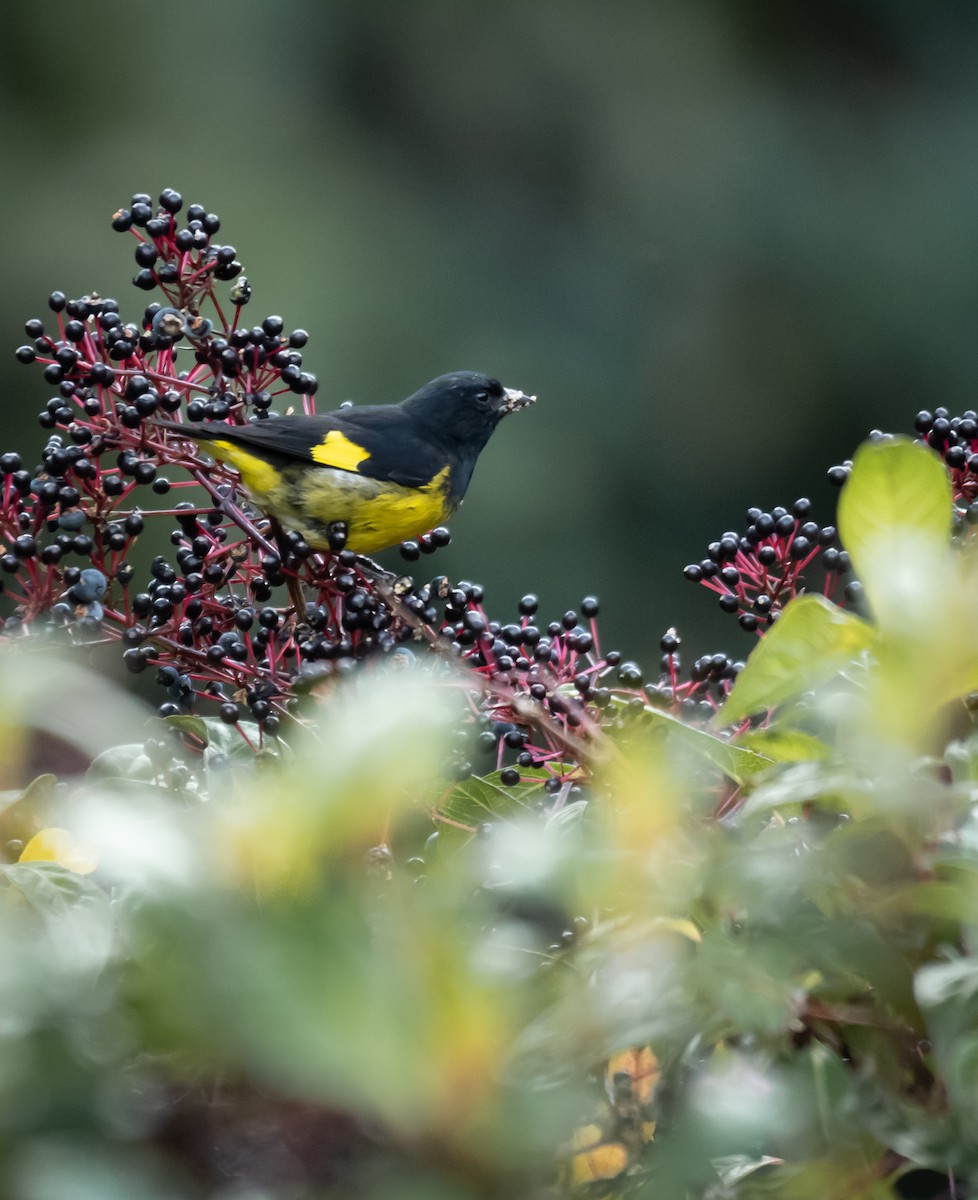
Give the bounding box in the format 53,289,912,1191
2,0,976,665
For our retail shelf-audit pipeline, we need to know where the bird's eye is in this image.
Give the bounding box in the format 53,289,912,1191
475,390,489,404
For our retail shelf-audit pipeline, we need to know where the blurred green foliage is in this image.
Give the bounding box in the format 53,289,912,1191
4,9,978,1192
2,437,978,1197
4,2,978,661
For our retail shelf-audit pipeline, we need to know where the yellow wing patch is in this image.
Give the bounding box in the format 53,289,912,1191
208,440,283,498
310,430,370,472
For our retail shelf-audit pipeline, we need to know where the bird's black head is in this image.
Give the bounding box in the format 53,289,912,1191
402,371,535,451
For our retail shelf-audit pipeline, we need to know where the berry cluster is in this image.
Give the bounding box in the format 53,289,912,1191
911,408,978,527
1,191,669,761
684,497,853,631
685,406,978,639
18,193,316,423
644,629,742,717
822,414,978,551
432,589,613,790
9,188,945,771
418,589,747,798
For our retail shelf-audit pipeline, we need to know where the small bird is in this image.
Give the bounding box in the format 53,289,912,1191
155,371,535,554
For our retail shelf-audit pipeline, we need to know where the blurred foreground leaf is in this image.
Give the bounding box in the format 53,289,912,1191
718,595,873,724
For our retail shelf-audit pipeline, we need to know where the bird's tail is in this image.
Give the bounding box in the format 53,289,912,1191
149,419,225,441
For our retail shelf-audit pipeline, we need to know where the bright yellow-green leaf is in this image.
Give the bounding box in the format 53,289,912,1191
736,728,830,763
19,827,99,875
838,439,954,647
717,596,875,725
835,438,978,744
838,438,952,587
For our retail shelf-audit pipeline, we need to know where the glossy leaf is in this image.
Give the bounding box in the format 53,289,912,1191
718,595,874,724
435,768,551,835
838,438,952,592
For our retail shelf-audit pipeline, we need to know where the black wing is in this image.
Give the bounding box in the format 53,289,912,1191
188,405,447,490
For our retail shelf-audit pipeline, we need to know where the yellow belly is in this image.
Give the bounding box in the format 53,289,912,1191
208,440,455,553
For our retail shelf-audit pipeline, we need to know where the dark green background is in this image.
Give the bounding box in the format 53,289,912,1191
2,1,975,666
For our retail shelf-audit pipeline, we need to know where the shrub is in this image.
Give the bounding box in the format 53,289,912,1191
1,191,976,1199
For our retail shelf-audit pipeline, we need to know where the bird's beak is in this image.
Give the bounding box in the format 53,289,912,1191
500,387,536,415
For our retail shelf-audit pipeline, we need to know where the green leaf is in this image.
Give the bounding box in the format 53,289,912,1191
735,728,830,763
202,718,265,763
868,882,973,924
0,773,58,848
835,439,978,744
435,768,550,834
87,743,157,782
838,437,952,582
837,437,954,651
1,861,114,979
161,714,209,742
545,798,589,831
717,595,875,724
0,773,57,814
2,859,105,915
161,716,276,764
915,956,978,1019
737,761,876,819
914,956,978,1124
643,707,775,787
